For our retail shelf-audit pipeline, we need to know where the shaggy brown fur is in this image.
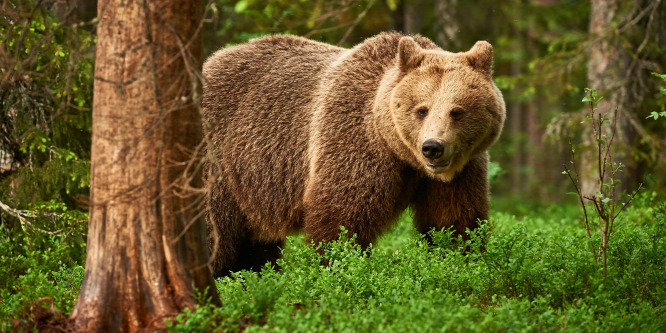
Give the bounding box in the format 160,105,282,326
202,32,506,277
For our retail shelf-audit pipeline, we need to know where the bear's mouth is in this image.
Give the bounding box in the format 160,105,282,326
425,159,451,173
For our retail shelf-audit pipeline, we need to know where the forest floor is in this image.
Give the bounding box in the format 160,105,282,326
2,193,665,332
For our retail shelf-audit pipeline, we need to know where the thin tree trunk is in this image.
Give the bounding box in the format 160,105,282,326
70,0,218,331
508,24,524,193
403,0,424,34
391,0,406,33
434,0,460,50
508,91,524,192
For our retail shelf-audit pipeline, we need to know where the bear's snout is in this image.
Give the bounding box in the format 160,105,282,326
422,139,445,160
422,139,454,172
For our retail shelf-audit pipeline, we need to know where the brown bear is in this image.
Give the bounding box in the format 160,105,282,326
202,32,506,277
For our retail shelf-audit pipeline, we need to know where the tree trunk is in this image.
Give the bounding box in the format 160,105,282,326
434,0,461,50
582,0,665,196
69,0,219,331
403,0,425,34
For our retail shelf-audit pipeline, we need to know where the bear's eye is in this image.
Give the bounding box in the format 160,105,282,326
450,107,465,121
415,107,429,119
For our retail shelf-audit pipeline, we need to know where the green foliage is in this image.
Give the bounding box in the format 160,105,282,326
493,0,590,104
581,87,603,108
563,88,645,278
2,196,663,332
647,111,666,120
1,1,93,213
0,1,92,284
205,0,390,51
0,234,85,330
167,196,666,332
0,4,91,326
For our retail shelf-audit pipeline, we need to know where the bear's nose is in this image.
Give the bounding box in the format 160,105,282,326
422,140,444,159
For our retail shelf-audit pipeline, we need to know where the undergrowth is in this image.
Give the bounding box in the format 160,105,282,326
1,193,664,331
0,234,85,330
166,192,666,332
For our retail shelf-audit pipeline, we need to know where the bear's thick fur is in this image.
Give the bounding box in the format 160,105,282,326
202,33,506,277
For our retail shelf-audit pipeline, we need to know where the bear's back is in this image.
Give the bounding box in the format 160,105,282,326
203,35,344,117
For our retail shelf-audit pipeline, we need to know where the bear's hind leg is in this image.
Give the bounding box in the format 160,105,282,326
234,237,285,273
207,210,246,277
207,180,254,277
207,179,286,276
209,221,284,276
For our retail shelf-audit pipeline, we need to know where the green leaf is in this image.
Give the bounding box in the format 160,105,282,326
651,72,666,81
646,112,659,120
582,88,603,107
234,0,249,13
594,96,603,107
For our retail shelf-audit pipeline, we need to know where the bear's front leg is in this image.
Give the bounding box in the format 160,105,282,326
303,181,394,249
302,156,413,249
411,153,490,243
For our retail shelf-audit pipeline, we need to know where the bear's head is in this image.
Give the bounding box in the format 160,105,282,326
386,37,506,182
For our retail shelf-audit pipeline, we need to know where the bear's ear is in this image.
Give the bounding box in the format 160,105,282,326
398,37,424,72
465,41,493,75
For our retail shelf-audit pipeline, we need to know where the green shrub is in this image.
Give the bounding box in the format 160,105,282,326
168,198,666,332
0,235,85,330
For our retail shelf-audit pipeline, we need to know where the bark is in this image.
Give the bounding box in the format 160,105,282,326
582,0,665,196
525,99,552,198
508,86,524,191
69,0,219,331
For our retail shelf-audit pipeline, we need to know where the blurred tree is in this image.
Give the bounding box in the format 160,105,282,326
434,0,461,50
403,0,425,34
491,0,591,202
581,0,666,196
69,0,219,330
